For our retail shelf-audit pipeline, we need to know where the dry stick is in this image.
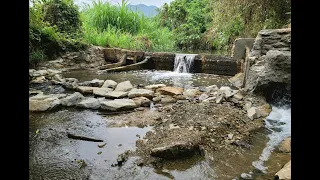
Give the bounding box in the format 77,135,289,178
67,133,103,142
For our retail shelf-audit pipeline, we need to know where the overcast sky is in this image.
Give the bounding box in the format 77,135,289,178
75,0,174,7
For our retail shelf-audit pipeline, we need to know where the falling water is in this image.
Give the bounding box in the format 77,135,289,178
174,54,197,73
252,105,291,173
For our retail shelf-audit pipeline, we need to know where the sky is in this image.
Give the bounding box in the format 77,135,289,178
75,0,174,7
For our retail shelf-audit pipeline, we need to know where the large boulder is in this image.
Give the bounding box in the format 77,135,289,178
183,89,201,97
145,84,166,91
128,88,154,99
102,80,118,89
29,98,60,112
101,99,137,111
156,86,184,96
275,160,291,180
245,50,291,93
77,98,101,109
29,94,66,112
150,141,199,159
104,91,128,99
114,81,133,92
60,92,84,106
93,88,113,97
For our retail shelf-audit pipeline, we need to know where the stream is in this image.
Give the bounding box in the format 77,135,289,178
29,69,290,179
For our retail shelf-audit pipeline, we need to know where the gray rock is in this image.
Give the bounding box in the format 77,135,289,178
30,76,47,84
229,73,244,89
198,94,209,101
90,79,105,87
29,69,36,76
101,99,136,111
32,70,48,77
152,96,161,103
114,81,133,92
183,89,201,97
156,86,184,96
219,86,238,98
47,69,62,76
278,137,291,153
215,91,225,104
233,92,244,101
128,88,154,99
29,94,65,111
93,88,113,97
240,173,253,179
244,102,252,111
132,96,151,107
202,97,216,103
161,95,177,103
60,92,84,106
29,98,60,112
150,142,199,159
65,78,78,83
247,107,258,120
275,160,291,180
30,93,67,100
102,80,118,89
77,98,100,109
205,85,219,92
145,84,166,91
245,50,291,93
52,74,65,83
76,86,100,94
104,91,128,99
62,81,79,90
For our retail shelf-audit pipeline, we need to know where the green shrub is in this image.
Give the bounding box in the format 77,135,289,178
29,49,47,67
43,0,81,34
29,0,88,66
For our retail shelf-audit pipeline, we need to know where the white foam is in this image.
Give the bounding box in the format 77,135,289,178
252,106,291,173
174,54,197,73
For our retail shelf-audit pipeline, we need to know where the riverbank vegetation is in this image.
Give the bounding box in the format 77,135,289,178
29,0,290,66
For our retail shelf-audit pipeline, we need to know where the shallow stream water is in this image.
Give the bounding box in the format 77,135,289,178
29,70,290,179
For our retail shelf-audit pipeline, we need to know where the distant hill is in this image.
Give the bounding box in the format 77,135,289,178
127,4,158,17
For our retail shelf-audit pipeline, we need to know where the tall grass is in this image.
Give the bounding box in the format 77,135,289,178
81,0,176,52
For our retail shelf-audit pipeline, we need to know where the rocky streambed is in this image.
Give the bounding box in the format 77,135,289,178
29,68,291,180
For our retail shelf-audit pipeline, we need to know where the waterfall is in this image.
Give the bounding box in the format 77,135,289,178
174,54,196,73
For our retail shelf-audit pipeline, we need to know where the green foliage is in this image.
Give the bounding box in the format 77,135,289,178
43,0,81,33
29,0,88,67
158,0,211,51
81,0,175,52
82,0,141,34
208,0,291,52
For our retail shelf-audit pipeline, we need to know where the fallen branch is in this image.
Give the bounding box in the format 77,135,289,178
97,110,134,116
67,133,103,142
